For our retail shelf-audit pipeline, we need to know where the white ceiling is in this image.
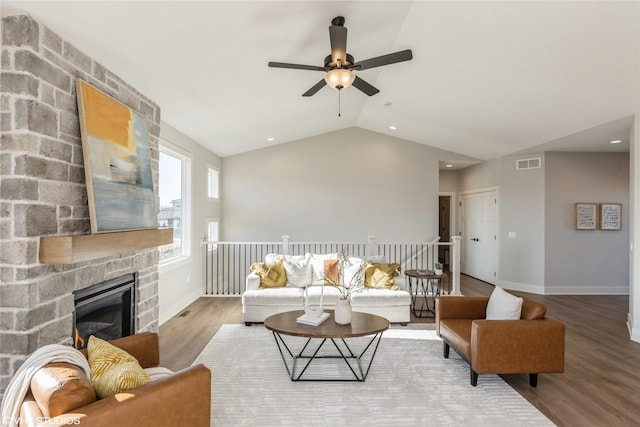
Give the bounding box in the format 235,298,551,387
2,1,639,165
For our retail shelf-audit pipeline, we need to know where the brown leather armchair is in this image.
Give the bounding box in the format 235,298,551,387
436,295,564,386
18,333,211,426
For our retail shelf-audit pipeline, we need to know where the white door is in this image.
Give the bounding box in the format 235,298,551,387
460,190,497,284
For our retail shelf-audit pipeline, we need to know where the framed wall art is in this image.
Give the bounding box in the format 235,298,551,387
76,79,158,234
600,203,621,230
574,203,597,230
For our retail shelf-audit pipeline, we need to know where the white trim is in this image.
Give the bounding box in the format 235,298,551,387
499,280,629,295
206,163,220,202
159,140,192,262
628,313,640,343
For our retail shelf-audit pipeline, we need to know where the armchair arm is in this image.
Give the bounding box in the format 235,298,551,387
40,364,211,427
80,332,159,369
435,297,489,336
246,273,260,291
471,319,565,375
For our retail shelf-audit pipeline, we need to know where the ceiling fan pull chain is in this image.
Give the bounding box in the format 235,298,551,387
338,89,341,117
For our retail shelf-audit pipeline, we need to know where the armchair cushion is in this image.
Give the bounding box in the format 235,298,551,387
485,286,523,320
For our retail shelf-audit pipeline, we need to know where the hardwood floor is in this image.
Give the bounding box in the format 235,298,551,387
159,276,640,426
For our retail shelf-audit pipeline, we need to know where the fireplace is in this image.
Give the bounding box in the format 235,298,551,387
73,274,136,349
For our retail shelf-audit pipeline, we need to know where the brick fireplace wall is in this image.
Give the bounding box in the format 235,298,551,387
0,15,162,395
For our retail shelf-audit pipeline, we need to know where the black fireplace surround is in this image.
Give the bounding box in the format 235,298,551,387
73,274,136,349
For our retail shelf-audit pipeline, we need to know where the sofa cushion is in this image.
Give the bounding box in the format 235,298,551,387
88,336,151,399
242,287,304,306
350,288,411,306
485,286,523,320
439,319,473,360
30,362,97,417
250,259,287,288
305,285,343,305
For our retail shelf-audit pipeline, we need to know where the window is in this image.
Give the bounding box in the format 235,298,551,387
158,144,191,263
207,166,219,200
206,218,219,252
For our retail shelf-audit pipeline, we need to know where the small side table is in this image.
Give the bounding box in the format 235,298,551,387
405,269,447,317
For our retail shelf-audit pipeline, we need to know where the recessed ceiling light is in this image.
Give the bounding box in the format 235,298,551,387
445,164,453,168
389,125,397,130
610,140,622,144
267,137,274,142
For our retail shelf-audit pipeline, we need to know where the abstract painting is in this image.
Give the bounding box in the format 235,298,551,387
76,79,157,233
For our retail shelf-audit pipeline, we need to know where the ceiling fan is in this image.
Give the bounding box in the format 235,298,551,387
268,16,413,97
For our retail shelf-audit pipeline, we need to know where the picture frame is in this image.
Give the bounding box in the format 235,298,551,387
76,79,158,234
574,203,597,230
600,203,622,230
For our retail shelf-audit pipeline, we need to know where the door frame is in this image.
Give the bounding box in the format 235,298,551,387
457,186,500,283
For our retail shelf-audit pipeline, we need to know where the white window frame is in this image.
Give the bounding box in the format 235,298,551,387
207,164,220,202
159,141,192,266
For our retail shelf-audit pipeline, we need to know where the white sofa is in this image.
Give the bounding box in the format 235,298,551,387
242,253,411,325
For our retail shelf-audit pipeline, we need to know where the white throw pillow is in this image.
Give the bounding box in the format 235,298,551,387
309,253,339,285
342,257,365,287
485,286,523,320
283,255,312,288
264,253,283,264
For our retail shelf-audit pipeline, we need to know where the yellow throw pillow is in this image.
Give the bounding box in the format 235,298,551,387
364,262,401,290
87,336,151,399
250,259,287,288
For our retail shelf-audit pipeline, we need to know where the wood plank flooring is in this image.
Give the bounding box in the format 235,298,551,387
159,275,640,427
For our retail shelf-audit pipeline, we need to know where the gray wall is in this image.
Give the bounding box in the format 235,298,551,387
456,150,630,295
222,128,459,242
545,152,629,294
158,123,221,324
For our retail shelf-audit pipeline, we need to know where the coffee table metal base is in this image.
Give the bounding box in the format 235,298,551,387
271,331,384,382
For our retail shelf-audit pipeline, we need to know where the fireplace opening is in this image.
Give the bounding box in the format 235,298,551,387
73,274,136,349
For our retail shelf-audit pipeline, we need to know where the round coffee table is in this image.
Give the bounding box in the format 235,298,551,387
264,310,389,381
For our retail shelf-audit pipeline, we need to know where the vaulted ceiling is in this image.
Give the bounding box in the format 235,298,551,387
3,1,639,165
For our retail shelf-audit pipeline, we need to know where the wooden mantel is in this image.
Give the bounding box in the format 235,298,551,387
39,228,173,264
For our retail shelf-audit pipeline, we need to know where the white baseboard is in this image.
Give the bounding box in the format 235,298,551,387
497,280,629,295
497,280,546,295
629,313,640,343
159,289,202,325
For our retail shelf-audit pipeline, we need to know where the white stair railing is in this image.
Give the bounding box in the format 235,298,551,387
202,235,460,296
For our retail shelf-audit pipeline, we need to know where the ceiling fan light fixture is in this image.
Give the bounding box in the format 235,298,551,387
324,68,355,90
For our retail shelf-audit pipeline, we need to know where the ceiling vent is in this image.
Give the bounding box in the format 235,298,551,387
516,157,541,170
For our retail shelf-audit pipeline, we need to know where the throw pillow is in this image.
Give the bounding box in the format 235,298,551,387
250,259,287,288
309,254,339,285
87,336,151,399
342,257,365,288
323,259,340,285
364,262,400,288
282,255,312,288
485,286,523,320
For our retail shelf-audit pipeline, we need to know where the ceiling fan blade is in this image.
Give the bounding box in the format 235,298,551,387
352,76,379,96
268,62,326,72
329,25,347,64
302,79,327,97
353,49,413,71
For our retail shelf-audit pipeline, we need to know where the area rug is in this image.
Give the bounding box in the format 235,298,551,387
193,324,554,426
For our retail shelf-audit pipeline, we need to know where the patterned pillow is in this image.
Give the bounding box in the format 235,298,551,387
87,336,151,399
250,259,287,288
364,262,401,290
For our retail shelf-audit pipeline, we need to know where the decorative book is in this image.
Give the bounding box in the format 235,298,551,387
296,312,330,326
